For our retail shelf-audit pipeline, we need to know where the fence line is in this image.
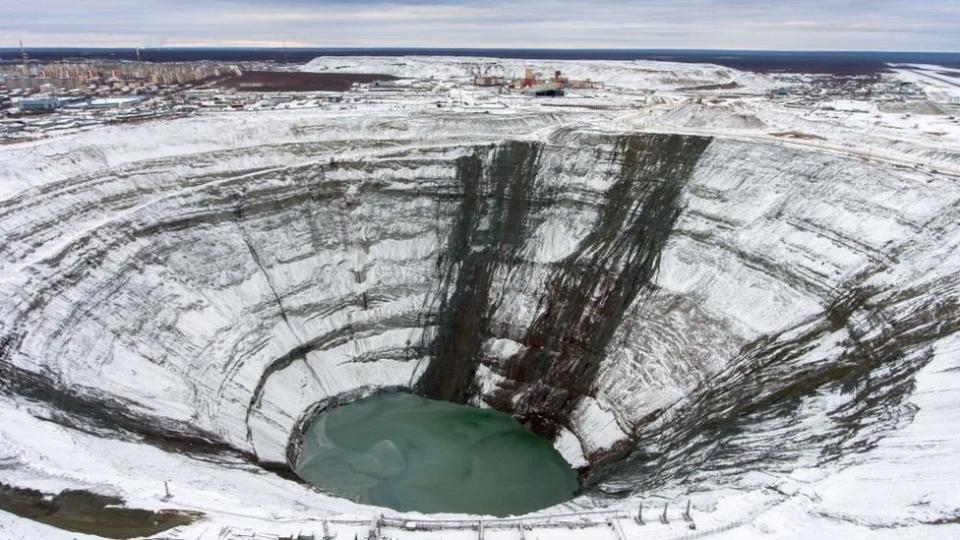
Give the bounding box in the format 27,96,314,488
212,499,777,540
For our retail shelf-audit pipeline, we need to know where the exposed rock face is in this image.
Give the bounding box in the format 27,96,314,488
416,134,712,440
1,114,958,527
416,141,543,404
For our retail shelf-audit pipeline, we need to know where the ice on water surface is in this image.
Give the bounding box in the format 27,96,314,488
296,392,578,516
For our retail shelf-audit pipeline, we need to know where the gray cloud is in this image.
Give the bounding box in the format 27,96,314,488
3,0,959,50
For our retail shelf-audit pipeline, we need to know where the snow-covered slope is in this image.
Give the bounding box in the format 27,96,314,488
303,55,774,92
1,58,959,539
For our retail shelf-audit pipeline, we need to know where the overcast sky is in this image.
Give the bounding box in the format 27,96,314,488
4,0,959,51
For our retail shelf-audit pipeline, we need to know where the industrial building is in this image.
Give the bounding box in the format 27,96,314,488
474,66,597,96
18,96,61,112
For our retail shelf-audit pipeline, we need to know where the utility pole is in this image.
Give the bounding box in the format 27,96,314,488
19,40,29,75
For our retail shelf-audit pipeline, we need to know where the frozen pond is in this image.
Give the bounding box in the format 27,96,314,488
295,392,578,516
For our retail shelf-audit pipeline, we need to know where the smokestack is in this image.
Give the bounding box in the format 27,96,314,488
524,66,534,87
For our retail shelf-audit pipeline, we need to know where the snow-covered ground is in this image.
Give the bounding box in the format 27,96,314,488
1,56,958,539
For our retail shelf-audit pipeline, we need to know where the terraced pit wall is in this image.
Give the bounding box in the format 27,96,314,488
2,127,958,503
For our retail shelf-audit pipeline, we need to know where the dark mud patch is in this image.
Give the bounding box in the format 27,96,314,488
0,483,200,539
219,71,399,92
678,81,742,92
771,130,827,141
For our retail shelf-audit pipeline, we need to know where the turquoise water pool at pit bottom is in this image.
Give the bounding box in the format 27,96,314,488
294,392,579,517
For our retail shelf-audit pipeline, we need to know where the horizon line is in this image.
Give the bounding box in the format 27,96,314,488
2,46,960,55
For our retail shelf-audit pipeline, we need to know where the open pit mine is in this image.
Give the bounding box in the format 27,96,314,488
1,57,959,540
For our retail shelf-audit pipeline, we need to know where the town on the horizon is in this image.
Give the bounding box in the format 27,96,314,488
2,45,957,143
